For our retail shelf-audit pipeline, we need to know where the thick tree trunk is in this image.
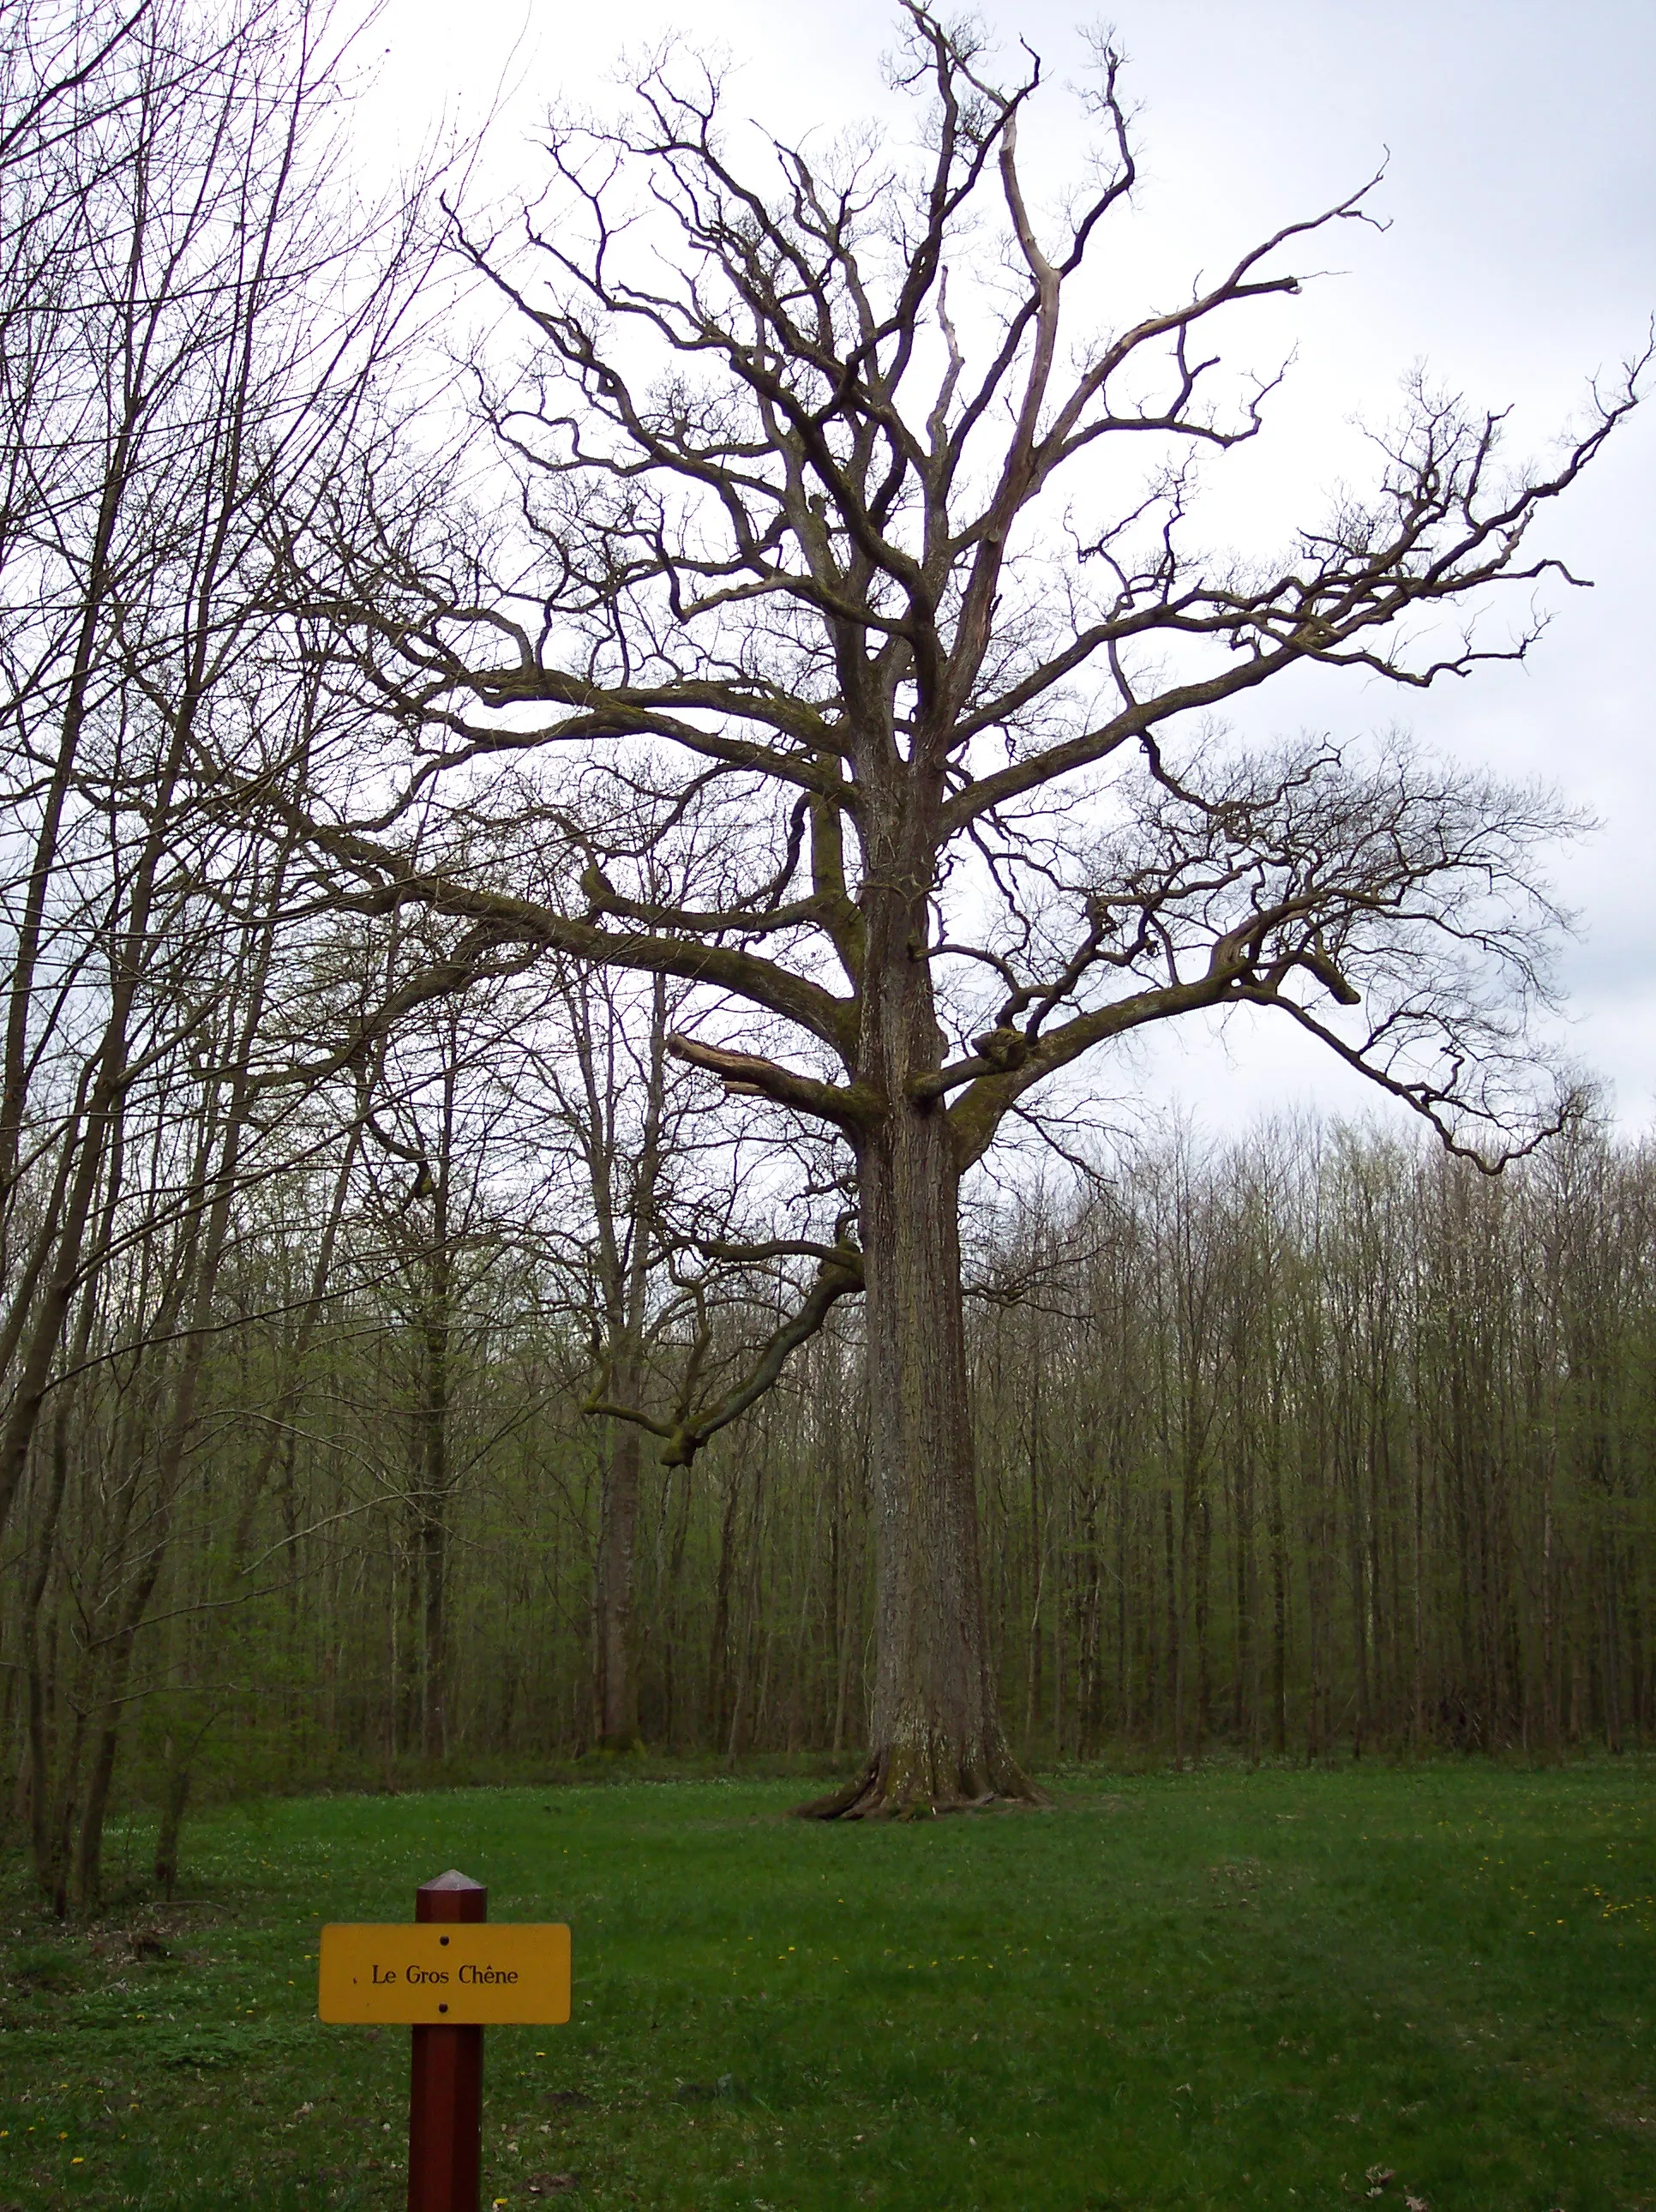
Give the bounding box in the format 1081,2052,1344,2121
790,770,1040,1817
805,1090,1037,1817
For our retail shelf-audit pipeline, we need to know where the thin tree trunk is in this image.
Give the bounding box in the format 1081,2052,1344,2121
1269,1447,1288,1755
708,1470,740,1750
1165,1485,1183,1770
594,1404,645,1749
1193,1484,1212,1761
419,1238,451,1763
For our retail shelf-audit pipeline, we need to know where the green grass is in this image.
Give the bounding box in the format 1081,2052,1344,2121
2,1759,1653,2209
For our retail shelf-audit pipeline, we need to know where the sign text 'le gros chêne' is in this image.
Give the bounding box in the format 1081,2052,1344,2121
317,1923,570,2025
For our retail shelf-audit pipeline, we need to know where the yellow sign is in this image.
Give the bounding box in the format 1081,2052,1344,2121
318,1924,571,2025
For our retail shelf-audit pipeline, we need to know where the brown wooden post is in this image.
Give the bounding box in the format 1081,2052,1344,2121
409,1870,487,2212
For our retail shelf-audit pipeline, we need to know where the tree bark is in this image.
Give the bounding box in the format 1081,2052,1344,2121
573,968,668,1753
418,1252,451,1764
593,1402,644,1750
153,1744,191,1902
807,1022,1035,1811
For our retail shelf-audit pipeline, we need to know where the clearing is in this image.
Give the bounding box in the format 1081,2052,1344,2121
1,1760,1651,2209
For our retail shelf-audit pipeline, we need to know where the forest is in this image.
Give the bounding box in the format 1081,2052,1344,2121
2,0,1651,1908
6,1085,1655,1913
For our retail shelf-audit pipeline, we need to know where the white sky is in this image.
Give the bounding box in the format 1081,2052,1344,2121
357,0,1656,1142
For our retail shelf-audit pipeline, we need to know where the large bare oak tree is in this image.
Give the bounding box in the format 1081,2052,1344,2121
293,8,1644,1813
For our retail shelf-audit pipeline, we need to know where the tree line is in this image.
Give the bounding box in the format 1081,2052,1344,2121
4,1090,1653,1906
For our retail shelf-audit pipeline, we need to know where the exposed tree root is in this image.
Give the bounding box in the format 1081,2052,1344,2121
793,1740,1051,1821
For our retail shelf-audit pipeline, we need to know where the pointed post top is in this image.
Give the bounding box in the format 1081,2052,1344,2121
416,1870,487,1923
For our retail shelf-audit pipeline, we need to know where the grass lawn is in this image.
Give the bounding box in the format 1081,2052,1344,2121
1,1759,1652,2209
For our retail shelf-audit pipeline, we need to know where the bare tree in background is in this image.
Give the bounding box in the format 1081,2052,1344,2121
0,0,452,1896
544,964,677,1754
528,952,837,1753
0,0,439,1556
291,6,1644,1813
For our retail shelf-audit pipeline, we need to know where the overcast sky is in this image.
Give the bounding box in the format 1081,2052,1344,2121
360,0,1655,1143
